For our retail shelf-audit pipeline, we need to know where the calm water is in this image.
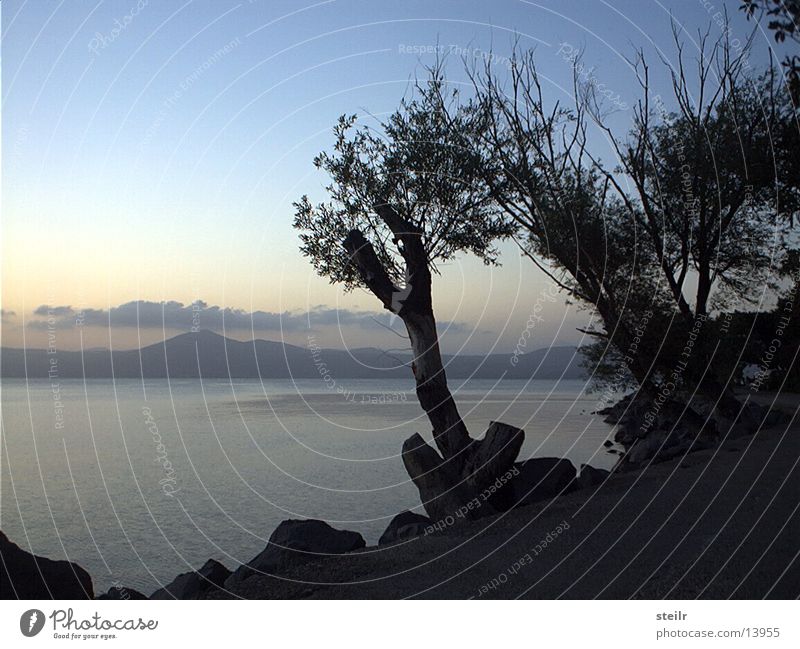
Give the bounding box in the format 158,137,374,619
0,377,617,594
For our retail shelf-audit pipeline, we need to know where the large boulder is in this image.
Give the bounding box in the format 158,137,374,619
225,519,365,587
402,422,524,521
493,458,577,510
378,511,430,545
401,434,476,522
150,559,231,599
461,421,525,493
576,464,610,490
605,393,703,447
97,585,147,600
627,407,714,467
1,530,94,599
626,431,669,464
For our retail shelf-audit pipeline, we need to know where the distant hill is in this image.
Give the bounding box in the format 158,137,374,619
1,330,586,380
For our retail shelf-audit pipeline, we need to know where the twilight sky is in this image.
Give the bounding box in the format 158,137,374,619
1,0,786,353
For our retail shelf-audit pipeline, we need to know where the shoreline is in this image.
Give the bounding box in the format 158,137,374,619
208,394,799,599
2,393,797,600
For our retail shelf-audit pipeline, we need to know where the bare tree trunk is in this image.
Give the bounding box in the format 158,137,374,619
400,308,524,518
402,310,470,460
343,214,524,520
400,433,476,522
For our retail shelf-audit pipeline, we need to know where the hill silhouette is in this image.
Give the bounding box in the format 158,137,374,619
1,330,586,379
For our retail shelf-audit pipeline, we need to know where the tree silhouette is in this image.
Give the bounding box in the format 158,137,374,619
293,78,522,519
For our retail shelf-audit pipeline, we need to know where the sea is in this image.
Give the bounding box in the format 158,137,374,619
0,377,618,594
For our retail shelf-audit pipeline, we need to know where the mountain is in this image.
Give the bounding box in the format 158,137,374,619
0,330,586,379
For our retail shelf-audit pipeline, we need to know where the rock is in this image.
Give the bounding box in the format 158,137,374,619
493,458,577,510
600,385,792,469
577,464,610,489
461,421,525,493
626,432,665,464
596,393,635,422
733,400,787,434
0,530,94,599
150,559,231,599
402,422,524,521
764,408,786,427
226,519,365,587
97,585,147,600
378,511,430,545
603,389,718,468
401,433,477,521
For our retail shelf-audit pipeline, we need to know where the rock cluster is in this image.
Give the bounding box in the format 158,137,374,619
97,585,147,600
151,559,231,599
599,391,785,468
1,458,612,599
225,519,366,589
378,511,431,545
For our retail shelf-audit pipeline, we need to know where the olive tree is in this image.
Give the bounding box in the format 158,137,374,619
293,78,522,519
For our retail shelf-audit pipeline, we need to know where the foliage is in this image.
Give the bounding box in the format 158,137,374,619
742,0,800,101
293,76,513,294
617,67,797,314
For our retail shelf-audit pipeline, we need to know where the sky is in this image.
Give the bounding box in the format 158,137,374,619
1,0,789,353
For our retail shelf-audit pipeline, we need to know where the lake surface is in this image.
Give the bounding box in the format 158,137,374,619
0,377,618,594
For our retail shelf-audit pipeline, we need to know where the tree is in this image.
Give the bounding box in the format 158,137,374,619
456,50,675,390
427,27,797,463
741,0,800,102
293,79,522,519
590,28,797,406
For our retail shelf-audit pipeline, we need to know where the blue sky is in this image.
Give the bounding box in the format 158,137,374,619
1,0,787,352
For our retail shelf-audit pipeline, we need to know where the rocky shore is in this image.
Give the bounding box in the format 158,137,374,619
2,393,797,600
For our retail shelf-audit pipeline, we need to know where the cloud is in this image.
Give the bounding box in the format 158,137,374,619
25,299,468,335
33,305,74,316
1,309,16,321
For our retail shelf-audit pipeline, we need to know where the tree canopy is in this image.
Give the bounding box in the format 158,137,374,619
293,77,513,304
